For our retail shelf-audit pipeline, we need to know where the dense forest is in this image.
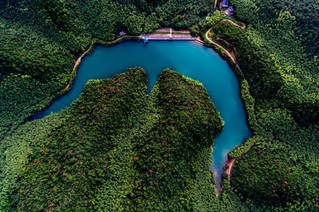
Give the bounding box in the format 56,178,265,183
0,68,224,211
0,0,213,140
200,0,319,210
1,0,319,211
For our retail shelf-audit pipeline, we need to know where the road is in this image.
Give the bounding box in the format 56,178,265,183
205,19,246,73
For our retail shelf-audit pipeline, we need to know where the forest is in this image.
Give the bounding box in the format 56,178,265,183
0,0,213,140
1,0,319,211
1,68,225,211
201,0,319,210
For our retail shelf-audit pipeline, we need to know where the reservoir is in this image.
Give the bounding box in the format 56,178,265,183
32,41,251,187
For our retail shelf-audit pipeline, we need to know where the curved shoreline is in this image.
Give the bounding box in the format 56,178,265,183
205,18,246,75
57,29,251,195
62,45,94,93
65,33,205,93
224,158,236,182
62,35,144,93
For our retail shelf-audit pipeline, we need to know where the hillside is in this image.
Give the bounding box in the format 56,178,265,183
0,0,318,211
0,68,224,211
200,0,319,210
0,0,213,139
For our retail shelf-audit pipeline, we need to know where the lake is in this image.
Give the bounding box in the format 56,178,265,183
32,41,251,187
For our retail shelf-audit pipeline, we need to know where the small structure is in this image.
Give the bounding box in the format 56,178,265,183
222,0,229,8
225,6,234,16
119,31,127,37
143,37,149,44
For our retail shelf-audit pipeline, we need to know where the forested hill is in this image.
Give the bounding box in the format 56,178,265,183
0,68,223,211
201,0,319,210
233,0,319,58
1,0,211,51
227,0,319,125
1,0,319,211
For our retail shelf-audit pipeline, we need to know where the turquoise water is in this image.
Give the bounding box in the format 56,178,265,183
32,41,251,186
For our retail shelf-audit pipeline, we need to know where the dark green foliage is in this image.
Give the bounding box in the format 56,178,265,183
202,1,319,210
0,0,212,147
233,0,319,58
128,70,222,211
2,69,223,211
0,18,73,81
8,68,147,211
1,0,319,210
0,74,63,140
0,113,66,211
229,98,319,210
207,3,319,125
209,21,284,98
232,142,319,209
1,0,211,49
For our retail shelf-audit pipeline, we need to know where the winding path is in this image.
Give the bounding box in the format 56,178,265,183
224,158,236,182
205,19,246,73
205,18,250,190
62,44,94,92
65,19,246,94
106,35,141,45
73,46,93,71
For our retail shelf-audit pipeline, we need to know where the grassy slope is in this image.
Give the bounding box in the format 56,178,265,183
1,68,225,211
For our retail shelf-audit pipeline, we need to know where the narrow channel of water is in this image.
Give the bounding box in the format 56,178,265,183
31,41,251,187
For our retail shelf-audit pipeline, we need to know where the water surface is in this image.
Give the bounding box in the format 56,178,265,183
32,41,251,186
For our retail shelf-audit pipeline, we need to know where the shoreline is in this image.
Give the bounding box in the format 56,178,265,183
61,29,250,197
224,158,236,182
204,18,252,195
62,45,94,93
204,18,246,75
212,170,222,197
62,35,141,93
65,32,201,93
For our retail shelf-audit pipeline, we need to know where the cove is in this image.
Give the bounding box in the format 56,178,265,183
32,41,251,187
